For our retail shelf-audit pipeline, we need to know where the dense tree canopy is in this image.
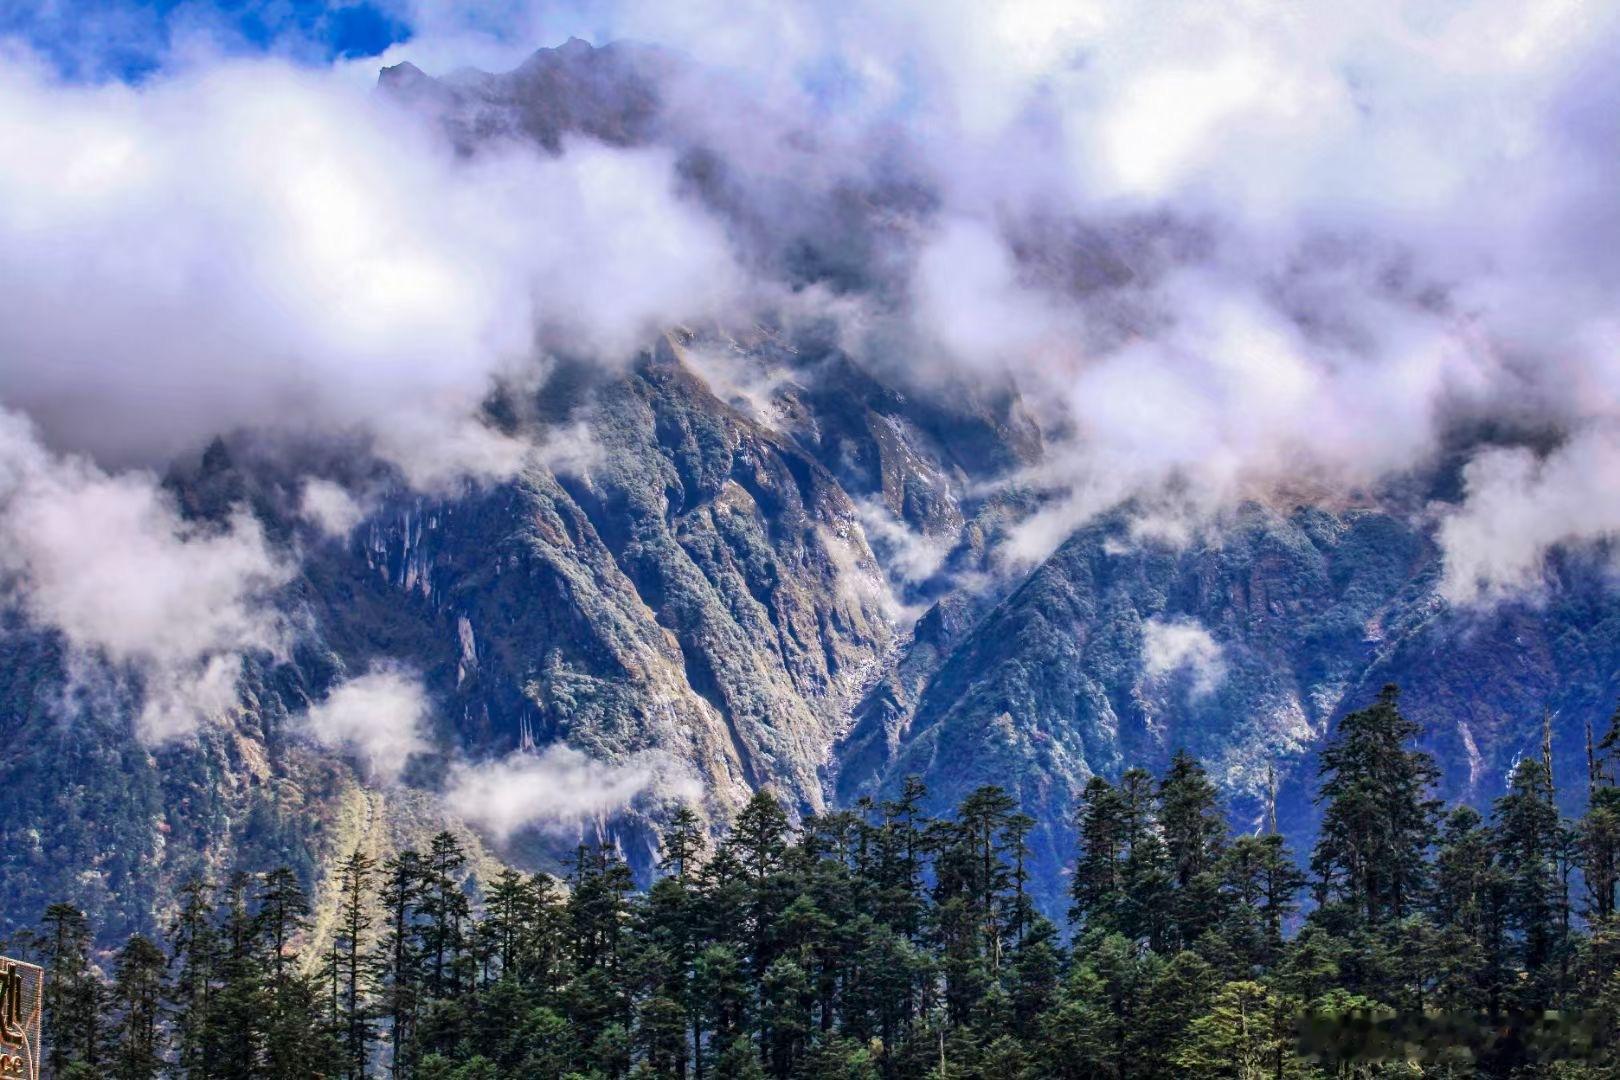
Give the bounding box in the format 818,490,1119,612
17,685,1620,1078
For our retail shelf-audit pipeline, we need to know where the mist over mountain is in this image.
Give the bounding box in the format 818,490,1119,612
5,5,1620,941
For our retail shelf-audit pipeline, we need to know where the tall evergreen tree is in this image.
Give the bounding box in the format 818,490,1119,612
168,878,221,1079
107,933,166,1080
256,869,337,1080
1117,767,1172,949
1311,684,1441,927
41,902,102,1078
209,872,269,1077
34,712,1620,1080
377,850,427,1078
1494,757,1567,1006
328,848,379,1080
1431,805,1510,1016
1069,776,1128,935
1158,750,1227,950
420,833,470,1003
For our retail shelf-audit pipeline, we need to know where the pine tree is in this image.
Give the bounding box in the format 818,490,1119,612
256,869,337,1080
1311,685,1441,927
327,848,379,1080
37,718,1620,1080
210,872,269,1077
880,776,930,941
1494,757,1567,1006
107,934,167,1080
1001,812,1038,950
1157,750,1227,951
1069,776,1128,934
955,785,1018,971
42,903,103,1077
377,850,426,1077
1579,705,1620,1021
1134,949,1217,1077
420,833,470,1003
1218,834,1304,975
168,878,221,1079
1116,768,1171,949
1431,805,1509,1016
1174,980,1306,1079
256,868,308,984
694,944,751,1073
727,789,793,987
564,843,636,1073
663,805,707,886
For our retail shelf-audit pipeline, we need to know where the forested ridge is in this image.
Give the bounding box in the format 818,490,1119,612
18,686,1620,1079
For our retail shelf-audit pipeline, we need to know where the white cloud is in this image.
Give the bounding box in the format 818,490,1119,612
1436,426,1620,605
298,478,367,537
854,499,952,586
301,666,698,829
443,745,694,840
302,667,431,782
445,0,1620,594
1142,616,1226,698
0,48,743,488
0,409,290,740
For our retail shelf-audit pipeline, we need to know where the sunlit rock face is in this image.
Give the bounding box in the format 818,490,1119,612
10,314,1620,941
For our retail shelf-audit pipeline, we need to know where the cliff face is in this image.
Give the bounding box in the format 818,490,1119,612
839,502,1620,916
0,325,1024,941
5,317,1620,941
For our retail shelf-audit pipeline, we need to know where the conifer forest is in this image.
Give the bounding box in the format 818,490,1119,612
18,687,1620,1079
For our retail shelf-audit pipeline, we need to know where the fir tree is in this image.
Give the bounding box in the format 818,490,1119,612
1494,757,1568,1007
41,902,102,1077
1157,750,1227,951
168,878,221,1079
107,934,166,1080
328,848,379,1080
1431,805,1510,1016
1311,684,1441,927
1069,776,1128,934
256,869,337,1080
377,849,427,1077
34,711,1620,1079
210,872,269,1077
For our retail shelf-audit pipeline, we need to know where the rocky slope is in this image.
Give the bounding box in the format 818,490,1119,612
0,322,1035,943
8,316,1620,942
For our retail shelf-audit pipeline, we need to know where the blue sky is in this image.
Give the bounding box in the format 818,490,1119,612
0,0,414,81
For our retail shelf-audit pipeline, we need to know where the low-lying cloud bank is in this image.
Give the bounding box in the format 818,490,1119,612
1437,425,1620,605
1142,617,1227,699
444,747,698,840
298,667,686,836
303,666,432,783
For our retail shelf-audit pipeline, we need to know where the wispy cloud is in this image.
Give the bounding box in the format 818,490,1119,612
1142,617,1227,699
0,409,290,740
302,666,432,783
443,746,697,841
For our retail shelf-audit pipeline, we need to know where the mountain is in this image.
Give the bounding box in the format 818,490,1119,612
3,40,1619,947
839,498,1620,915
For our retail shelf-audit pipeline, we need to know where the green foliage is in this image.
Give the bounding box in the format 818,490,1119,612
31,686,1620,1077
